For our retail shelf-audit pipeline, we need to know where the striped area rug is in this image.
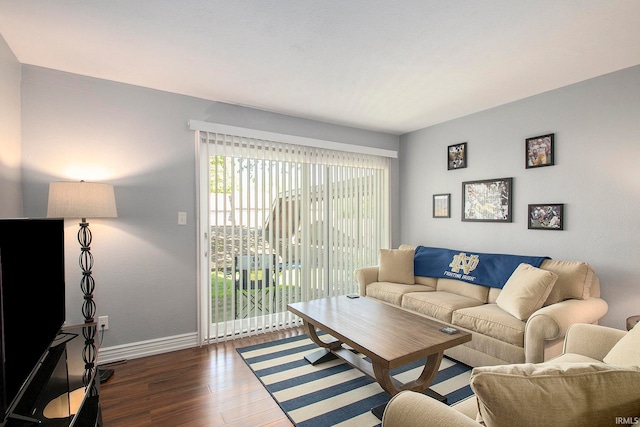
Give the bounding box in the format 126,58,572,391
237,333,473,427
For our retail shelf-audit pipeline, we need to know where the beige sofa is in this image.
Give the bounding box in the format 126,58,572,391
382,323,640,427
354,246,609,366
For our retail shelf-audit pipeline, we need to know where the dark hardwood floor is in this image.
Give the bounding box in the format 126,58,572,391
99,327,306,427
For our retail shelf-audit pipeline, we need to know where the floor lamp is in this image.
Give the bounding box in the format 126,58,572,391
47,180,117,386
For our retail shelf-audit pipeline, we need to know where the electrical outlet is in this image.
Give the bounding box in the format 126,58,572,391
98,315,109,330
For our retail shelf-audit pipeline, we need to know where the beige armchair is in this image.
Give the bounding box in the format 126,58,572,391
382,323,640,427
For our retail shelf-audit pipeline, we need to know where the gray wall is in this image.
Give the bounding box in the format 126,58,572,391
399,65,640,330
18,66,400,347
5,35,638,348
0,35,22,217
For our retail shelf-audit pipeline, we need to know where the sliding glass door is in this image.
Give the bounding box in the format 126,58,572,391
196,127,389,343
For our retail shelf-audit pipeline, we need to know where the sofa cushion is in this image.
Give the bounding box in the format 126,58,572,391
471,362,640,427
446,327,527,366
487,287,501,303
366,282,434,306
436,278,489,303
590,276,601,298
402,291,484,323
452,304,525,347
414,276,438,287
398,244,416,251
495,263,558,320
378,248,415,285
603,323,640,367
540,259,594,305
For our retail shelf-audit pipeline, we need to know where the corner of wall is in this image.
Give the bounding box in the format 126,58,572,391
0,33,23,217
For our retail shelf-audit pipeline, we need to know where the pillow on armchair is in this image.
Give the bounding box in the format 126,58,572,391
470,362,640,427
603,322,640,367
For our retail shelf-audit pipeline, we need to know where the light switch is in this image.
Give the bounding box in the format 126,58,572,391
178,211,187,225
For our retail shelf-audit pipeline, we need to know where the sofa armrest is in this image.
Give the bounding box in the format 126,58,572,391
382,391,480,427
354,266,379,296
524,297,609,363
562,323,626,361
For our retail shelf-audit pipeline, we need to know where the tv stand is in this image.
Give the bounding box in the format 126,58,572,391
2,324,102,427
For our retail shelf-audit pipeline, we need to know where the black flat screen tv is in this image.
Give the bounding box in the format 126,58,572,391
0,218,66,420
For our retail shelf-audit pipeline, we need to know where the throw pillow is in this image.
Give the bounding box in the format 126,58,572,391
378,248,414,285
603,322,640,367
495,263,558,320
539,259,595,305
471,362,640,427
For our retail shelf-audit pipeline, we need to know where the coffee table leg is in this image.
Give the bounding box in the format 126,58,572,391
302,320,341,365
372,352,444,396
371,352,446,421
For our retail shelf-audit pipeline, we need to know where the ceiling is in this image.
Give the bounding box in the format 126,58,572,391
1,1,639,135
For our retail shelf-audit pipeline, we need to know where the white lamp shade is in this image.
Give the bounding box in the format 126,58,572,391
47,181,118,219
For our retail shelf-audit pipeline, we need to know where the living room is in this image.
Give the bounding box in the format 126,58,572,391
1,2,639,426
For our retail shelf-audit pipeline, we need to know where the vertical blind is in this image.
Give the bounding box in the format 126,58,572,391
196,128,390,343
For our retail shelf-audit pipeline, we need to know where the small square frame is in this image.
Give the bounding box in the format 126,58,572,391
448,142,467,170
433,193,451,218
528,204,564,230
526,133,554,168
462,177,513,222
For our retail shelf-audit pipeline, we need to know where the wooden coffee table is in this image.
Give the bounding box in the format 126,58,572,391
287,295,471,406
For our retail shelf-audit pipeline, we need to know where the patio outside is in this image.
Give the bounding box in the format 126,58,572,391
207,155,383,325
209,226,361,322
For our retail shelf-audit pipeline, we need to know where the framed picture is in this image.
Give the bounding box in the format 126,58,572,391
448,142,467,170
462,177,513,222
526,133,554,168
528,204,564,230
433,193,451,218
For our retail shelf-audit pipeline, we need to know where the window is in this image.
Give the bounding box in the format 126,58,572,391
192,122,392,343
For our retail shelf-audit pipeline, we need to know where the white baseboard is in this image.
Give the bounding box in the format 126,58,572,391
97,332,199,365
